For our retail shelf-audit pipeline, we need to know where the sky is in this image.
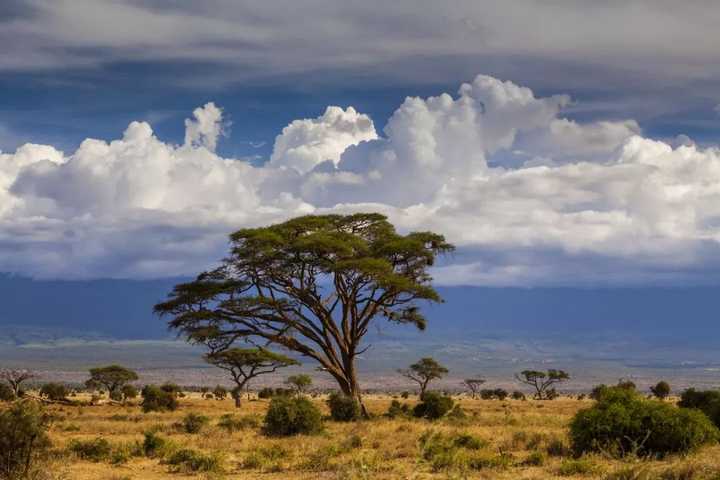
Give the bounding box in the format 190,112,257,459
2,0,720,287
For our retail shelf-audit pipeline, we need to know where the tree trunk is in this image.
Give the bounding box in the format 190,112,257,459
332,369,369,419
234,395,241,408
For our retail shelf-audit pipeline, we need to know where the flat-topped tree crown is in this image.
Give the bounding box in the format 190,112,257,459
204,347,298,407
155,213,453,416
87,365,138,397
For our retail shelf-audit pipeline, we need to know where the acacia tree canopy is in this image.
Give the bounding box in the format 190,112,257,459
285,374,312,394
399,357,449,397
154,213,453,415
0,369,37,398
204,347,298,407
515,369,570,400
462,378,486,398
87,365,138,396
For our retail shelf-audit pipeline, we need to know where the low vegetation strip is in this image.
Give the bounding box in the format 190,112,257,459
0,388,720,479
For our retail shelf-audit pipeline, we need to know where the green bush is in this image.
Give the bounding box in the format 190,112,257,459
165,448,223,473
326,392,360,421
40,382,69,401
523,451,545,466
419,431,499,472
263,396,323,436
511,391,526,401
0,383,15,402
141,385,178,413
181,412,209,434
0,400,52,479
121,384,138,401
570,387,719,457
678,388,720,427
386,399,411,418
143,431,169,458
69,437,112,462
413,391,454,420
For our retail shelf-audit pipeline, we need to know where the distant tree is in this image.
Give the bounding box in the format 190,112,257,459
155,214,453,417
0,369,37,398
160,383,181,397
650,381,671,400
461,378,486,399
399,357,448,398
515,369,570,400
87,365,138,401
616,378,637,391
213,385,228,400
39,383,68,401
205,348,298,407
141,385,178,413
285,374,312,396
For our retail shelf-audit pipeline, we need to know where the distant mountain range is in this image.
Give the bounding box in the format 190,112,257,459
1,275,719,390
3,274,720,340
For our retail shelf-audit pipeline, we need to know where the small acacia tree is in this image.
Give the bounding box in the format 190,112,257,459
461,378,486,399
399,357,448,398
155,213,453,416
205,347,298,407
0,369,37,398
651,380,671,400
285,374,313,395
86,365,139,401
515,369,570,400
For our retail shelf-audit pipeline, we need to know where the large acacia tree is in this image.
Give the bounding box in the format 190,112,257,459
155,213,453,415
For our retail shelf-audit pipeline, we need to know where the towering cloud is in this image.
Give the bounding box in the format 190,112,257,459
1,75,719,285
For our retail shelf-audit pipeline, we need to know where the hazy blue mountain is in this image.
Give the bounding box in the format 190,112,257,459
1,275,719,389
2,274,720,341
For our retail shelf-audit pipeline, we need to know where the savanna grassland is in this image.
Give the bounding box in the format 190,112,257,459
29,393,720,480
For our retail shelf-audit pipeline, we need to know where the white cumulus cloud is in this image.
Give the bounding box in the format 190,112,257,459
2,74,720,285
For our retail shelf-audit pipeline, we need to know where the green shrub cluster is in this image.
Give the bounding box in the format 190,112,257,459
386,400,411,418
570,387,719,457
258,387,294,399
678,388,720,428
480,388,508,400
413,391,454,420
165,448,223,473
68,437,113,462
419,430,509,472
141,385,179,413
0,401,52,480
326,392,360,421
39,382,69,401
263,396,323,436
181,412,209,434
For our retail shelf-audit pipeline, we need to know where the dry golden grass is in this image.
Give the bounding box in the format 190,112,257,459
33,393,720,479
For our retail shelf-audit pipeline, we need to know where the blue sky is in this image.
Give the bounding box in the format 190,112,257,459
2,1,720,286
